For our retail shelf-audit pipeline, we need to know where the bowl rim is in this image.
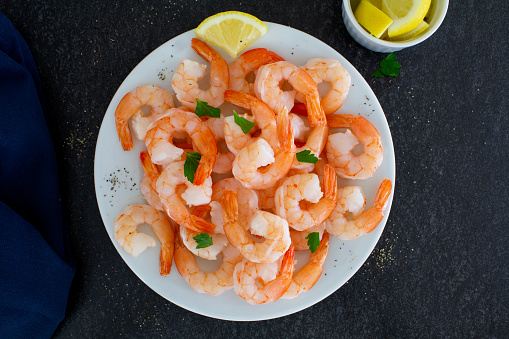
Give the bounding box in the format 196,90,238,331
343,0,449,48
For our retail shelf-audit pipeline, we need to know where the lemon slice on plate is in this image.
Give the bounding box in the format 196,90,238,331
382,0,431,37
195,11,268,58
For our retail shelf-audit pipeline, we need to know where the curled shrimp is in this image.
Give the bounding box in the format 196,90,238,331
145,108,217,185
326,179,392,240
254,61,327,127
174,234,244,295
296,58,351,115
156,160,216,234
232,107,295,190
282,233,329,299
180,223,228,260
114,85,174,150
210,178,259,230
233,245,295,305
171,38,229,109
202,115,235,174
114,205,174,275
222,191,291,263
229,48,284,95
223,89,278,155
326,114,383,179
274,165,337,231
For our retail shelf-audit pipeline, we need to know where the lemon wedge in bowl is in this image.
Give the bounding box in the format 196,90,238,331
195,11,268,58
382,0,431,37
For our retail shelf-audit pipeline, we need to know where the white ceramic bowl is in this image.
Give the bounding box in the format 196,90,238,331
342,0,449,52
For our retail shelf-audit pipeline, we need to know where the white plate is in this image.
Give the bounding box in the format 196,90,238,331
94,22,395,321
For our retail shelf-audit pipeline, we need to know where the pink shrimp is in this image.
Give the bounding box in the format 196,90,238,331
171,38,229,109
114,85,174,151
229,48,285,95
326,114,383,179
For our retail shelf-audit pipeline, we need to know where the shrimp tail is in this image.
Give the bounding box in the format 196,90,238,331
224,89,254,108
190,204,212,219
115,118,134,151
192,38,221,62
374,179,392,210
265,245,295,301
276,107,293,152
160,244,174,276
193,154,215,186
308,165,338,225
293,233,330,292
187,214,216,233
323,164,338,201
305,91,327,126
221,190,239,222
266,50,285,63
140,151,160,189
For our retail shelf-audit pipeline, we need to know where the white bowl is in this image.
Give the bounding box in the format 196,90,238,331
342,0,449,52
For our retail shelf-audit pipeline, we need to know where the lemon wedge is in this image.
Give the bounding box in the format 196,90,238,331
382,0,431,37
388,20,429,40
195,11,268,58
354,0,393,38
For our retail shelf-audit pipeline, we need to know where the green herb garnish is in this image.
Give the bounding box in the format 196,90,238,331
372,53,401,77
184,152,201,184
195,99,221,118
296,150,319,164
305,232,320,253
233,110,256,134
193,233,213,249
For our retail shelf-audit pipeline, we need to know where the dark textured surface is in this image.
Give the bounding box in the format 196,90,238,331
1,0,508,337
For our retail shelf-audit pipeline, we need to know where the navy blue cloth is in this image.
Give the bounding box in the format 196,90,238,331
0,12,75,338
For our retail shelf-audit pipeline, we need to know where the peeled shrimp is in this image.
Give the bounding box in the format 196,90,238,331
326,114,383,179
232,107,295,190
290,223,326,251
174,235,243,295
180,223,228,260
171,38,229,109
297,58,351,115
156,160,215,234
114,205,174,275
326,179,392,240
223,89,279,155
145,108,217,185
254,61,327,128
233,245,295,305
114,85,174,150
203,115,235,174
222,191,291,263
229,48,284,95
274,165,337,231
282,233,329,299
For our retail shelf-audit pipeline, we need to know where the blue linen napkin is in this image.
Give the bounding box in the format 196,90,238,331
0,12,75,338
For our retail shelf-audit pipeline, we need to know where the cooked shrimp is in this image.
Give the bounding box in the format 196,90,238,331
223,89,278,155
115,85,174,150
222,191,291,263
289,113,310,143
145,108,217,185
202,115,235,173
174,235,243,295
211,178,259,229
232,107,295,190
180,223,228,260
171,38,229,109
297,58,351,115
290,223,326,251
282,233,329,299
274,165,337,231
326,179,392,240
254,61,327,127
156,160,216,234
233,245,295,304
326,114,383,179
114,205,174,275
229,48,285,95
140,176,163,211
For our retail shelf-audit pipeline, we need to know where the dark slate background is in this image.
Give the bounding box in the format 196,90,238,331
1,0,507,337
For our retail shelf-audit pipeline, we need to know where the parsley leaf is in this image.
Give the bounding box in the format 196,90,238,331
195,99,221,118
184,152,201,184
233,110,255,134
372,53,401,77
296,150,319,164
305,232,320,253
193,233,213,249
